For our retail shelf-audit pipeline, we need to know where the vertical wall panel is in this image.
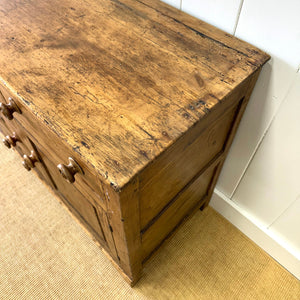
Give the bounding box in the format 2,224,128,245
232,73,300,227
161,0,181,9
269,196,300,258
235,0,300,68
216,0,300,197
181,0,242,34
216,58,297,197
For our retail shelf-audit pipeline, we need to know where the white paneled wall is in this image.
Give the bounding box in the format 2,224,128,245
218,0,300,196
215,0,300,197
235,0,300,68
161,0,181,9
217,58,297,197
270,195,300,259
233,73,300,229
181,0,242,34
161,0,300,278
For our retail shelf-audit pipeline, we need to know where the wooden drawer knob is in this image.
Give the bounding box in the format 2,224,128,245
22,150,39,171
2,132,18,148
0,97,21,120
57,157,83,183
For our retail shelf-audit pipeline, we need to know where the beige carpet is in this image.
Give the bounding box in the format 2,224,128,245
0,141,299,300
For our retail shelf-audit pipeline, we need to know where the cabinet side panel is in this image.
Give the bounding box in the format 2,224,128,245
141,162,219,260
141,69,262,262
139,74,252,231
140,105,238,229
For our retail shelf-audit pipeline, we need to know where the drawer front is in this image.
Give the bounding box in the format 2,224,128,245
141,162,219,261
0,81,106,210
0,115,28,156
140,102,240,229
0,115,56,190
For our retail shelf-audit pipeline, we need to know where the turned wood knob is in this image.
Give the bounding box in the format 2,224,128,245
0,97,21,120
2,132,18,148
22,150,39,171
57,157,83,183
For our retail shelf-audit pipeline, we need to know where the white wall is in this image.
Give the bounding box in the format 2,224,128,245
161,0,300,279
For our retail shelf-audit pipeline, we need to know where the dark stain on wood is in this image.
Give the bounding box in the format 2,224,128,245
73,145,80,153
139,150,149,159
161,131,170,139
188,104,195,111
183,112,191,119
113,160,120,166
194,72,204,88
21,97,31,105
81,141,90,149
195,99,206,108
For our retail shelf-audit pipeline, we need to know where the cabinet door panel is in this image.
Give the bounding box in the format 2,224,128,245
37,145,119,261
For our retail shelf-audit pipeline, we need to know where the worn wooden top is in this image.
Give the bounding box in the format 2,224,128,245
0,0,269,189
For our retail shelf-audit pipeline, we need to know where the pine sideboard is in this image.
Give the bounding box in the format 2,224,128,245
0,0,270,285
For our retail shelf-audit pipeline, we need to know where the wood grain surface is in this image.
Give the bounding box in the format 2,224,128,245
0,0,270,189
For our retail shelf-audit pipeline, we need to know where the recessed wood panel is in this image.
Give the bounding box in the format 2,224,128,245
142,163,218,260
140,104,238,229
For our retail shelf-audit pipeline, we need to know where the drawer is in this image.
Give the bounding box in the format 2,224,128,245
0,114,29,160
0,115,56,190
0,81,106,210
141,162,219,261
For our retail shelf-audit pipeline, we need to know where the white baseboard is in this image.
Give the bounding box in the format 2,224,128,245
210,189,300,280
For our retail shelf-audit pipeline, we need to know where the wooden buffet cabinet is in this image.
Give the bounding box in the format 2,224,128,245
0,0,269,285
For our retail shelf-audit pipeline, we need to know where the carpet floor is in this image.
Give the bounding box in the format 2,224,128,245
0,141,299,299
